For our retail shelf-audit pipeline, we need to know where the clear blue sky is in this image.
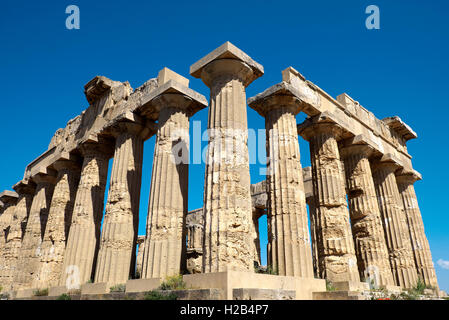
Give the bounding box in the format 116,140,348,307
1,0,448,292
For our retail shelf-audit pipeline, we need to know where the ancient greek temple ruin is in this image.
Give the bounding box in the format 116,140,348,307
0,42,442,300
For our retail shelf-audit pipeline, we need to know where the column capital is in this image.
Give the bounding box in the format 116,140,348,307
298,116,345,141
396,169,422,184
52,159,82,173
13,180,36,196
79,139,114,159
107,120,153,139
0,190,19,206
190,42,264,88
339,142,374,159
32,172,57,186
249,92,302,117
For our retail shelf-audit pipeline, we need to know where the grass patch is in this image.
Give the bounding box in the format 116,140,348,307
326,280,336,292
254,265,278,275
110,284,126,293
33,288,49,296
159,275,186,290
57,293,71,300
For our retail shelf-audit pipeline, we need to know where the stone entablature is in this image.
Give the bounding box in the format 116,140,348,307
249,67,415,173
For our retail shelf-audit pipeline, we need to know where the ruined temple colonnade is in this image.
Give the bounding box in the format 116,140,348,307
0,42,440,299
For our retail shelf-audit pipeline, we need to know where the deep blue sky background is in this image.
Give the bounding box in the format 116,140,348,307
1,0,448,291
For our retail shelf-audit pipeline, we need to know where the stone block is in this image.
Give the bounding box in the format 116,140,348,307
332,281,370,292
15,289,33,299
379,285,402,294
313,291,365,300
157,67,189,87
183,270,325,300
48,286,68,297
81,282,109,295
125,278,161,293
233,288,295,300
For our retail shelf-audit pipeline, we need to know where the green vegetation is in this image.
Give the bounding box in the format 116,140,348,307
254,265,278,275
57,294,71,300
110,284,126,293
159,275,186,290
326,280,336,292
33,288,49,296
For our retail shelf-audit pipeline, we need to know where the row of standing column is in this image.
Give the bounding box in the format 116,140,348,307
299,119,437,288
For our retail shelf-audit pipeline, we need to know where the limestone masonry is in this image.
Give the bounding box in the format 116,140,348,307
0,42,443,300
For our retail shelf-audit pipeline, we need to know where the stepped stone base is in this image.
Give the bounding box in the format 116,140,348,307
313,291,365,300
233,288,295,300
81,282,109,295
379,285,402,294
125,278,161,293
13,289,223,300
14,289,33,299
182,270,325,300
332,281,370,292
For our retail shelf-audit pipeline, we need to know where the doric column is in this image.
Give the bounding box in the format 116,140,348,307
190,42,264,273
0,182,35,291
186,209,204,274
306,196,319,279
298,120,360,283
141,95,191,279
396,170,438,288
340,143,395,287
0,191,19,287
249,92,313,278
371,159,418,288
14,173,56,289
135,236,145,278
33,160,81,289
60,141,112,288
94,122,146,285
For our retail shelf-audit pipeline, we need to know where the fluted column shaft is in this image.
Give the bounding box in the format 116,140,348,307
0,184,34,291
33,160,80,289
142,95,190,279
14,174,56,289
371,161,418,288
340,145,395,287
0,199,17,286
200,59,255,273
265,101,313,278
60,142,111,287
300,123,360,283
307,196,319,278
396,174,438,288
95,122,145,285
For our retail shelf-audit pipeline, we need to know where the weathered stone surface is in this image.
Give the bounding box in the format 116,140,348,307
396,170,438,288
135,235,145,278
340,142,395,287
186,208,203,274
14,173,56,290
141,78,206,279
249,89,314,278
191,43,263,273
298,119,360,283
0,182,35,292
60,141,113,288
371,160,418,288
233,288,295,300
94,122,146,285
33,160,81,289
0,191,19,287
